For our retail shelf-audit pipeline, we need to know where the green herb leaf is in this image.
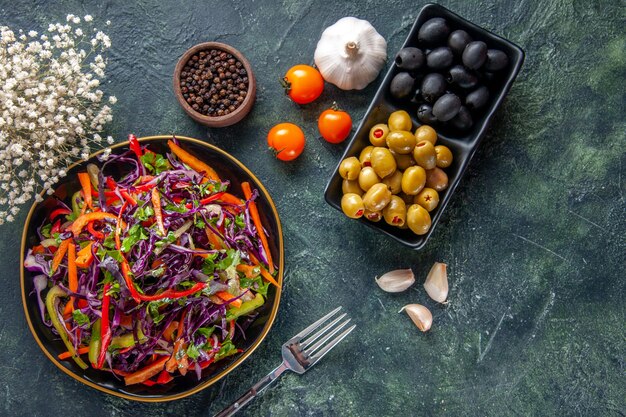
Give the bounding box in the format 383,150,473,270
217,249,241,271
202,252,219,275
140,152,171,174
186,343,202,360
72,310,90,326
41,224,52,238
146,300,167,324
155,231,177,249
121,224,149,253
215,339,237,361
133,205,154,221
196,327,215,338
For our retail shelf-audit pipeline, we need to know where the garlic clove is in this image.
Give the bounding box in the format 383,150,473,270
423,262,448,303
375,269,415,292
399,304,432,332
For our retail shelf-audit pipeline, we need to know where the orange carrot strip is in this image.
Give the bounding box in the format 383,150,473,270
236,263,261,278
241,182,274,274
162,321,178,342
259,265,280,288
219,193,244,205
58,346,90,360
75,242,95,268
66,241,78,312
124,356,170,386
167,140,220,181
151,188,166,236
51,239,70,274
216,291,243,308
204,227,224,250
78,172,93,209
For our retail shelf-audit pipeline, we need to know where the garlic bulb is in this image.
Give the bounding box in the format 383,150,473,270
314,17,387,90
399,304,432,332
375,269,415,292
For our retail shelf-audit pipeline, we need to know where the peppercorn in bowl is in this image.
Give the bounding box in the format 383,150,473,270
174,42,256,127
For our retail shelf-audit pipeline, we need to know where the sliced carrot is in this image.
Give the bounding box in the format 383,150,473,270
204,227,224,250
78,172,93,210
50,239,70,274
259,265,281,288
66,241,78,312
75,242,95,268
123,355,170,386
219,193,244,206
115,201,128,251
241,182,274,274
151,188,166,236
58,346,90,360
216,291,243,308
162,321,178,342
70,212,123,237
166,310,188,374
236,263,261,278
167,140,220,181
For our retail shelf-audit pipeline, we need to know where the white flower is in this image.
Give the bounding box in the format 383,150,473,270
28,30,38,37
108,96,117,104
75,28,83,37
84,15,93,22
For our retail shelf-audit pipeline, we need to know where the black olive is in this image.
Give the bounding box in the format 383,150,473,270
450,106,473,131
395,47,424,70
417,104,438,125
484,49,509,71
421,73,446,103
418,18,450,47
465,86,490,110
432,93,462,122
389,72,415,100
448,30,472,56
410,88,424,105
426,47,454,70
447,65,478,89
462,41,488,70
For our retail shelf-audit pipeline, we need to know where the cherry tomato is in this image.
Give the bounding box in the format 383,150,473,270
267,123,306,161
318,105,353,144
282,65,324,104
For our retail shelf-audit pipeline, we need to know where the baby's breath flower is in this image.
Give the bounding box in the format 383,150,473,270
0,16,115,224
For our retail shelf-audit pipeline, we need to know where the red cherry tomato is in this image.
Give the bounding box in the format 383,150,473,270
282,65,324,104
318,105,352,144
267,123,306,161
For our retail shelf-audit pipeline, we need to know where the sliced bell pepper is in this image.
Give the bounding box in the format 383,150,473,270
109,327,147,350
151,188,166,236
128,134,143,159
88,319,101,367
215,291,243,308
185,192,225,209
70,212,123,237
49,207,71,221
124,355,170,386
226,293,265,320
204,227,224,250
156,369,174,384
167,140,220,181
96,284,112,369
45,285,88,369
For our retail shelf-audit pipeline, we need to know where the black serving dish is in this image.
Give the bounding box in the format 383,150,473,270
324,3,524,249
20,136,284,401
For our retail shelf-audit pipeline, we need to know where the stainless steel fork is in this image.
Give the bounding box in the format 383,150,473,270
214,307,356,417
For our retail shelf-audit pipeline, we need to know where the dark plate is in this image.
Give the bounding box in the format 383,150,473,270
324,3,525,249
20,136,284,402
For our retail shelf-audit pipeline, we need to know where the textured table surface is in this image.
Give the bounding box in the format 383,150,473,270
1,0,624,416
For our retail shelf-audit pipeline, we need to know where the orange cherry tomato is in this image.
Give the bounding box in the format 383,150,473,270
282,65,324,104
318,105,353,144
267,123,306,161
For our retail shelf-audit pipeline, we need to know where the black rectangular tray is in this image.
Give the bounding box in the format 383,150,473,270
324,3,525,250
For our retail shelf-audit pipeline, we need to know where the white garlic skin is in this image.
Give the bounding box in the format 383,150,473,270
314,17,387,90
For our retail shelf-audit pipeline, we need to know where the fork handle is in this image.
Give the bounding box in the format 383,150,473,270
214,362,289,417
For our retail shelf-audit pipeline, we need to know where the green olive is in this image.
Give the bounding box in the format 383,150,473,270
414,187,439,212
369,124,389,146
381,170,403,194
339,157,361,180
342,179,363,196
435,145,453,168
364,209,382,222
401,166,426,195
386,130,416,155
362,183,392,212
388,110,413,131
370,147,397,178
358,166,381,191
390,149,416,171
341,193,365,219
415,125,438,145
412,140,437,170
359,146,374,167
383,195,407,227
406,204,432,235
425,167,449,191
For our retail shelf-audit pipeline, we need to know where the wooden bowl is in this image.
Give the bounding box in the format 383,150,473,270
173,42,256,127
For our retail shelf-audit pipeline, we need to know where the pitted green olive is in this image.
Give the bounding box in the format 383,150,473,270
362,183,392,212
369,124,389,146
386,130,416,155
406,204,432,235
425,167,449,191
364,209,382,222
370,147,397,178
415,125,438,145
359,146,374,167
358,166,381,191
388,110,413,131
435,145,453,168
342,179,363,196
401,166,427,195
390,149,417,171
381,170,403,194
339,157,361,180
383,195,407,227
414,187,439,211
341,193,365,219
413,140,437,170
